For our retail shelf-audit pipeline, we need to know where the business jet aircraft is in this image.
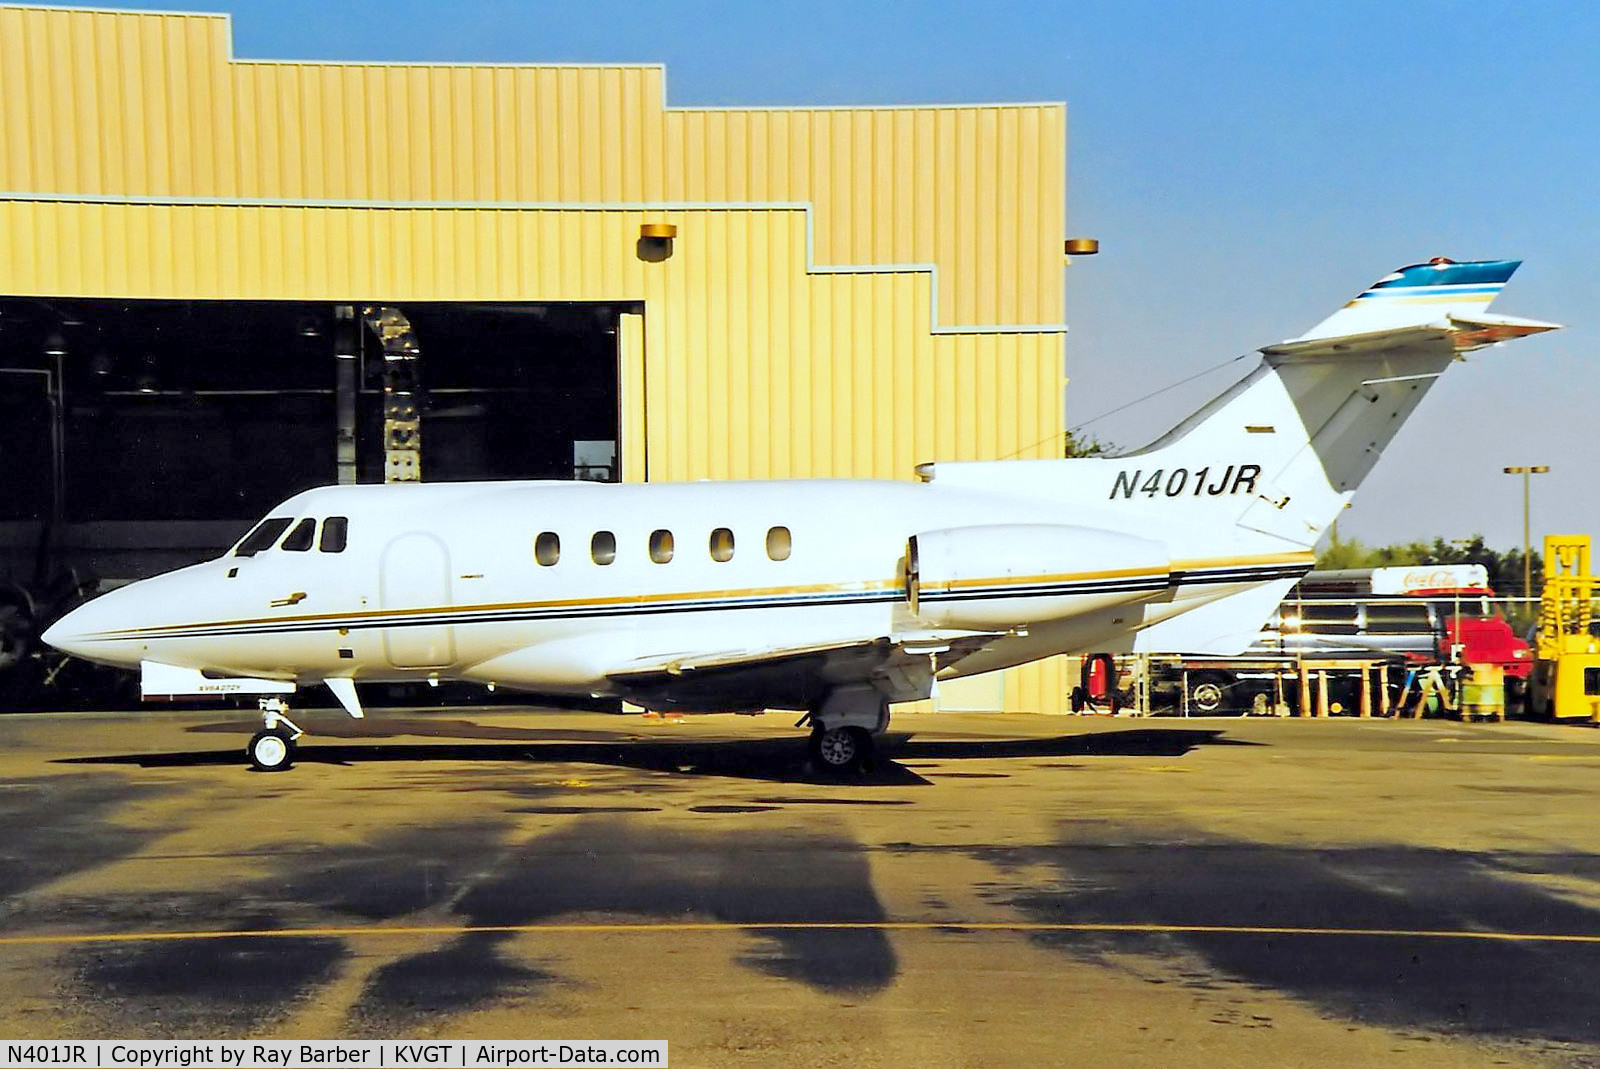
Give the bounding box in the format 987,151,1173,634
44,258,1557,772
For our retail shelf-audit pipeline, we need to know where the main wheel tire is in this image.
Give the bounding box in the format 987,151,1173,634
810,725,873,773
247,728,296,771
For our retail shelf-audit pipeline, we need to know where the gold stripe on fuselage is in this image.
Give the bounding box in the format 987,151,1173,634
100,550,1315,639
98,576,907,639
939,550,1314,594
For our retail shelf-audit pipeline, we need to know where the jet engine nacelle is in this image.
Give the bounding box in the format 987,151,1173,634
907,524,1171,631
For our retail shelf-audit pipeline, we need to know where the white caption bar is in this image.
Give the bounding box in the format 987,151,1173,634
1,1042,668,1068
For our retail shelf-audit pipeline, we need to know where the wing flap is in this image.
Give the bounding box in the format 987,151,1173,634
604,636,881,682
603,629,1007,712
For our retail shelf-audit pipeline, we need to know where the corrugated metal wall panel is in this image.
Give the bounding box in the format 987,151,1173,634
1,8,1063,331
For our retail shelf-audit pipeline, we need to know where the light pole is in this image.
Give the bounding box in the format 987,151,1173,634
1503,465,1550,599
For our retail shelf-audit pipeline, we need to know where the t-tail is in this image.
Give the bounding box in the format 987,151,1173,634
923,258,1558,653
1121,257,1559,552
933,258,1558,557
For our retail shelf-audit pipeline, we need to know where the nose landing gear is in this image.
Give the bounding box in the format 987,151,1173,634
247,697,303,772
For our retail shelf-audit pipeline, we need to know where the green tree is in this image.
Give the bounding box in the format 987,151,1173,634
1314,533,1542,597
1063,430,1116,458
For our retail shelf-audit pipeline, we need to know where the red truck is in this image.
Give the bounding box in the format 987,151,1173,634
1353,564,1533,694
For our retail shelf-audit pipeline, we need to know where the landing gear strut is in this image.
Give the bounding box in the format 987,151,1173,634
247,697,303,772
803,685,890,774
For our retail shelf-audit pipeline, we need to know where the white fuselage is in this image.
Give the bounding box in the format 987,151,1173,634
43,473,1305,708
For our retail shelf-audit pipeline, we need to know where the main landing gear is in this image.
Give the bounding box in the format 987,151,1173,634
803,685,891,774
247,697,304,772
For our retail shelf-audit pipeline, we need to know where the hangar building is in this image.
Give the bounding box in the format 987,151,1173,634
0,4,1079,713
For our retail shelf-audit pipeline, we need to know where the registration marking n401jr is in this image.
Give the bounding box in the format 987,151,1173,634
1109,464,1262,500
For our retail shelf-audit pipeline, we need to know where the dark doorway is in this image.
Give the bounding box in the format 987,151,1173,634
0,298,629,524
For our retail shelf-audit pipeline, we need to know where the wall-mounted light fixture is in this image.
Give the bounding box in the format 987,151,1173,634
1064,238,1100,257
638,222,677,262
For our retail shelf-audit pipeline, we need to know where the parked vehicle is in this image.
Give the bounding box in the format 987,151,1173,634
1149,566,1532,714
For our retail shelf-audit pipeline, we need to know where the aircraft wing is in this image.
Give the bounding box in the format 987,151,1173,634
603,629,1005,712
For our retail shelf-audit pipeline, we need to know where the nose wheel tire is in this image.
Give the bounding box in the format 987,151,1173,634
247,728,296,772
809,725,874,773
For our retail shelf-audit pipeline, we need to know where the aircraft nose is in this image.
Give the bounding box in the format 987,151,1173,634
40,612,86,657
42,589,147,668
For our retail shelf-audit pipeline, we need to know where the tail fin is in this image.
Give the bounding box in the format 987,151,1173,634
922,258,1558,658
1130,258,1559,549
927,258,1558,555
1294,258,1522,341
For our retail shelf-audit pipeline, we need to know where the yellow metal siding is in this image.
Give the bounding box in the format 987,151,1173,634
0,5,1074,713
0,8,1063,331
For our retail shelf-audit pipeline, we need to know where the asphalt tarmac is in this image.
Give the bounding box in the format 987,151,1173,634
3,706,1600,1066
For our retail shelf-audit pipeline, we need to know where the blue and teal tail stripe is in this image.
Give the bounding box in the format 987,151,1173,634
1352,259,1520,304
1291,258,1524,343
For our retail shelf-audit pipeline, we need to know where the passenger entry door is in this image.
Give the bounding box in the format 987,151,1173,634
380,533,457,668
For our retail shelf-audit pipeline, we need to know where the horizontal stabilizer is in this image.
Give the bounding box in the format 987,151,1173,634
1443,312,1562,351
1261,312,1559,361
1261,323,1452,361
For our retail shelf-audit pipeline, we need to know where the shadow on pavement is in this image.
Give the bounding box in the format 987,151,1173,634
55,727,1241,786
984,830,1600,1047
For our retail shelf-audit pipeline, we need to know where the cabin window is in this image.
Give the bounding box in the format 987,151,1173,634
535,531,561,567
234,517,293,557
591,531,617,565
709,527,735,562
280,518,316,552
320,516,348,553
650,529,675,564
766,526,792,561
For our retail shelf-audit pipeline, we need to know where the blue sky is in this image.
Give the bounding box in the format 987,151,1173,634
96,0,1599,554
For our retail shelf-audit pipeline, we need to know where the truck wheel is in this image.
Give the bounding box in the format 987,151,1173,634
1187,673,1230,715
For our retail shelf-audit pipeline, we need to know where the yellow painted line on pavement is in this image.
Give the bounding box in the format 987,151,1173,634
5,920,1600,947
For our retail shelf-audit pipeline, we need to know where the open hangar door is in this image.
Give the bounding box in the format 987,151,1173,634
0,297,635,708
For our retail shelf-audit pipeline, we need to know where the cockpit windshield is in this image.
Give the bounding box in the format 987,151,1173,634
234,517,293,557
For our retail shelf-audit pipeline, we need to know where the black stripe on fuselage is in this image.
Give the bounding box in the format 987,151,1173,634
918,565,1307,605
100,563,1310,642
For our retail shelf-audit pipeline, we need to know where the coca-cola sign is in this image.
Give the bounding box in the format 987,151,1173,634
1371,564,1491,596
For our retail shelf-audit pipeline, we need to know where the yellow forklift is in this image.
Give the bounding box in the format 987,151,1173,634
1526,535,1600,720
